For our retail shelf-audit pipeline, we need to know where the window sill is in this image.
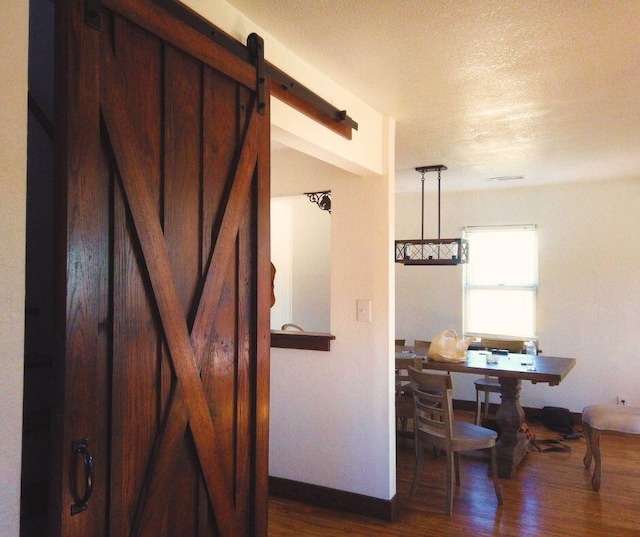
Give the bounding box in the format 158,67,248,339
270,330,335,351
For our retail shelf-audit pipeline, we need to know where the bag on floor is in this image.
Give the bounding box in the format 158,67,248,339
539,406,574,433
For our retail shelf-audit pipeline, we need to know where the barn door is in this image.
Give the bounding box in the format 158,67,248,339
52,1,270,536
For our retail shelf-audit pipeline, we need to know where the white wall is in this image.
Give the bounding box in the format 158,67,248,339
270,200,293,330
268,145,396,498
270,157,397,499
270,193,331,332
291,196,331,332
396,179,640,412
0,2,28,535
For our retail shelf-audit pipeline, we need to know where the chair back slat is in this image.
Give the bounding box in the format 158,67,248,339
395,357,423,437
395,357,422,380
409,369,454,441
480,338,525,353
395,358,422,408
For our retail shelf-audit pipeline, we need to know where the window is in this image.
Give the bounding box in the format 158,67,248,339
463,225,538,339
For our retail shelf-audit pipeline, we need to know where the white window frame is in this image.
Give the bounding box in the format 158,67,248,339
463,224,538,341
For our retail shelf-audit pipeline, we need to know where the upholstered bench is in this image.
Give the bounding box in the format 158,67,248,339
582,404,640,491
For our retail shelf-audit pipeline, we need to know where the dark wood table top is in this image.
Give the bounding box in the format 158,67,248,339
396,346,576,386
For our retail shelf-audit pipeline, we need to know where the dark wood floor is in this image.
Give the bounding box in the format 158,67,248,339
268,411,640,536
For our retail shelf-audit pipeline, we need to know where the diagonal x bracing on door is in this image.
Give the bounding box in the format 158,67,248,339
100,42,258,537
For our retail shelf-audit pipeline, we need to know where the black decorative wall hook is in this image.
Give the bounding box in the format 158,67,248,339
304,190,331,214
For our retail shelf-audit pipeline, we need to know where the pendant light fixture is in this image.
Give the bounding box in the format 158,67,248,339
395,165,469,265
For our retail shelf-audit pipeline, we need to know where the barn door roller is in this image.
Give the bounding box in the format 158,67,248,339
84,0,101,30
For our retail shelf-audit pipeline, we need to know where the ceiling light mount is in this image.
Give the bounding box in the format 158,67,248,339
394,165,469,266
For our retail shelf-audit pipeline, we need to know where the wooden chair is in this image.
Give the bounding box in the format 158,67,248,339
395,357,422,435
414,339,431,350
474,338,525,425
395,338,406,346
409,368,503,515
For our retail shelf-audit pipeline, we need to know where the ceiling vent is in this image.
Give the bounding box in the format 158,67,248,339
489,175,525,182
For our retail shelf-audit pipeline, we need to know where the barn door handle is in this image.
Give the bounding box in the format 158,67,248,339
71,438,94,516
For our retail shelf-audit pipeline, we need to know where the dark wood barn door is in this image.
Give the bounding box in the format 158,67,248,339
52,1,270,535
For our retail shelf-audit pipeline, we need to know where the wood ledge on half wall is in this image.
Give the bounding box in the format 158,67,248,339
270,330,335,351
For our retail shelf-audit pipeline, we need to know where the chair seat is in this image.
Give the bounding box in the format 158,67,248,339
582,404,640,433
452,421,498,447
474,376,501,425
582,404,640,491
474,377,501,393
417,421,498,451
474,339,526,426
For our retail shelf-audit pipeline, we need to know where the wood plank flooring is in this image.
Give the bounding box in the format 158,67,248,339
268,411,640,536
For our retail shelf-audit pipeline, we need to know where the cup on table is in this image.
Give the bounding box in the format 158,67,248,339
523,341,536,366
483,351,499,364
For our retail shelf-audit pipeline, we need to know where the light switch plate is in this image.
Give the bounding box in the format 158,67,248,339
356,299,371,322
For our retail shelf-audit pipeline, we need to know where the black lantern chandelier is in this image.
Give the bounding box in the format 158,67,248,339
394,165,469,266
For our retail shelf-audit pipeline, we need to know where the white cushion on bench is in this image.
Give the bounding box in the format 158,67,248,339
582,404,640,434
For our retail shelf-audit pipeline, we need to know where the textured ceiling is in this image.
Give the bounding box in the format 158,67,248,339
227,0,640,192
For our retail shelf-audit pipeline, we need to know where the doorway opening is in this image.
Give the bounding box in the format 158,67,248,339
21,0,55,534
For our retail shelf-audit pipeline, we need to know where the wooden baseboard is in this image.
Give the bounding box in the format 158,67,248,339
453,399,581,426
268,476,398,522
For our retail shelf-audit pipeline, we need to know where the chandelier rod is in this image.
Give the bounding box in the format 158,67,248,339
418,165,445,241
420,170,425,241
437,167,441,240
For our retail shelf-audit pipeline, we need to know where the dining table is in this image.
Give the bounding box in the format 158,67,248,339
396,346,576,478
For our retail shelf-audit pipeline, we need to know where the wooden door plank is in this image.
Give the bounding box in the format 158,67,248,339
162,43,205,535
234,206,252,518
131,384,190,535
53,1,109,535
190,102,258,353
100,45,242,537
200,74,249,532
164,43,203,319
201,67,237,259
104,0,255,89
106,16,164,537
253,78,272,537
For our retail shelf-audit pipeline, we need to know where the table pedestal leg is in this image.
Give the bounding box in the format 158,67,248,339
495,377,529,478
